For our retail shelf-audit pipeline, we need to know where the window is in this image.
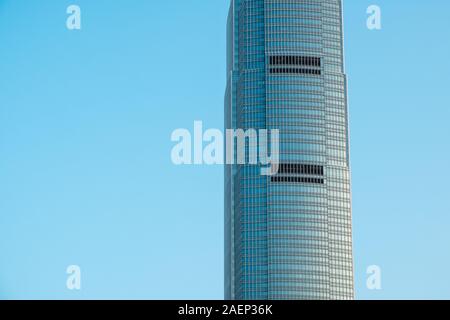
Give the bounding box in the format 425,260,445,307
270,176,325,184
271,164,325,184
270,55,321,67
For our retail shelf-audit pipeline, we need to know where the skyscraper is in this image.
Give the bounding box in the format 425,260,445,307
225,0,354,300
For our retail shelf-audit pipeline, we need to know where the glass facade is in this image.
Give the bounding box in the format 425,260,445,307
225,0,354,300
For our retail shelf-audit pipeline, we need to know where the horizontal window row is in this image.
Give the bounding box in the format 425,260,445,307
270,55,321,67
270,68,321,75
271,176,324,184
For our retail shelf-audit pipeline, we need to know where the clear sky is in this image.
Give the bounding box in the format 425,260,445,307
0,0,449,300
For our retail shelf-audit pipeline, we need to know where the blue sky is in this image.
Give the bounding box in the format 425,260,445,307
0,0,449,300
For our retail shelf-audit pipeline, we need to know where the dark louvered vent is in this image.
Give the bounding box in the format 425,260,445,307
271,164,325,185
269,56,321,67
271,176,324,184
269,55,321,75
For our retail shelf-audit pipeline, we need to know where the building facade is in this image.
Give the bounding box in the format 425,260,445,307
225,0,354,300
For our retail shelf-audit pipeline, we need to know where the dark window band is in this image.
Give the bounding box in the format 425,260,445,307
269,55,321,67
269,68,321,75
278,164,324,176
271,176,325,184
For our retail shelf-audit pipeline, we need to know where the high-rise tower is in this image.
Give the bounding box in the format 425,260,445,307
225,0,354,300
